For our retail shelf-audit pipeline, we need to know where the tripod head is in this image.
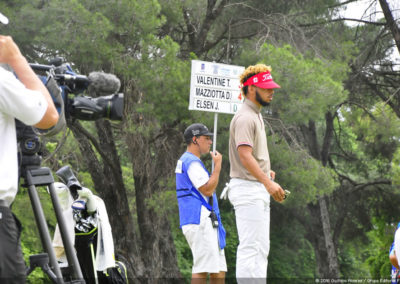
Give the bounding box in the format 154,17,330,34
16,119,43,183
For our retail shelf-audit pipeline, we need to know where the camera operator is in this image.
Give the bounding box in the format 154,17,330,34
0,14,59,283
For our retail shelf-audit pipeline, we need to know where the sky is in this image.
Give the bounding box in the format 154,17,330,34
341,0,382,25
340,0,400,62
341,0,400,28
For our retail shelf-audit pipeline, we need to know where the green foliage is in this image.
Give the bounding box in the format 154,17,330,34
21,242,48,283
130,36,192,124
268,134,337,205
336,103,400,181
171,215,192,282
13,186,58,283
392,149,400,186
45,142,57,153
365,218,395,278
268,204,316,280
237,43,349,124
14,187,57,251
338,239,370,278
77,171,94,190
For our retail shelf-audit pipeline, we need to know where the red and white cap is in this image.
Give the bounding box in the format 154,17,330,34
242,71,281,89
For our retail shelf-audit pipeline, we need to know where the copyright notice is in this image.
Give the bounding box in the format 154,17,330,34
315,279,392,283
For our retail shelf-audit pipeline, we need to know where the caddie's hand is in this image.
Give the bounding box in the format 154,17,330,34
0,35,22,64
210,150,222,166
265,180,285,203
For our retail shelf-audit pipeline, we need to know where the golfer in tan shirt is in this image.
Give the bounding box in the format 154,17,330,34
227,64,286,283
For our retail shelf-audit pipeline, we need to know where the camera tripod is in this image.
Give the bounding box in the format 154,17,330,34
20,163,85,284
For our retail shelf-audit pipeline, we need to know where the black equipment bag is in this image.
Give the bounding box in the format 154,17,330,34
75,227,128,284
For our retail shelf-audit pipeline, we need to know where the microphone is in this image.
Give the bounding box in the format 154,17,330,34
88,72,121,96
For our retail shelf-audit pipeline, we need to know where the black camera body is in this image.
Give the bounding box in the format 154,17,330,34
17,59,124,170
69,93,123,121
30,59,124,122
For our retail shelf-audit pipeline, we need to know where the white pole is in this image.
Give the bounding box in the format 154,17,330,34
212,113,218,172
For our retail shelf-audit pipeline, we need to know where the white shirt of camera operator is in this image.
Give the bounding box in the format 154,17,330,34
0,67,48,206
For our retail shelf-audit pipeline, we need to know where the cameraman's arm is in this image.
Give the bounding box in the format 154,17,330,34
0,35,58,129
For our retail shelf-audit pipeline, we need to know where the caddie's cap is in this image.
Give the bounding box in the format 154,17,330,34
243,70,281,89
0,12,9,25
184,123,213,142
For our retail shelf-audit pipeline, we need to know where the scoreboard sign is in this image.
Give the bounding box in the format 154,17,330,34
189,60,245,114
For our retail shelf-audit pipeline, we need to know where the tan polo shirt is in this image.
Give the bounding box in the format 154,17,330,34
229,99,271,181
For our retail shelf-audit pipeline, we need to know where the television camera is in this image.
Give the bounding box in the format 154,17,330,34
31,58,124,122
17,58,124,167
17,59,125,283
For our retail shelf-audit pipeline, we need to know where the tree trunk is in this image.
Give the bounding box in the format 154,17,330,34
379,0,400,54
182,0,228,57
319,196,340,277
306,201,339,277
300,120,321,160
300,112,339,277
134,174,182,283
124,85,183,281
94,120,145,275
307,203,330,277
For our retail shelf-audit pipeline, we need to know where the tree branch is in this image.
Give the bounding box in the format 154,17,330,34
321,112,334,166
195,0,228,54
69,120,120,178
299,17,386,28
182,8,196,49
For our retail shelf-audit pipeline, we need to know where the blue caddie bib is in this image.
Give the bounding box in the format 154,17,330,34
175,151,226,249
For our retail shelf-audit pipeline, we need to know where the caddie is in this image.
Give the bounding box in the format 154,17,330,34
175,123,227,283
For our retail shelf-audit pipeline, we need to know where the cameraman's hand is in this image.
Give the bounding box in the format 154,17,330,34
0,35,23,65
0,35,59,129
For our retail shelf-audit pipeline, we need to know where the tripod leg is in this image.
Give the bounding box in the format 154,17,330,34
48,182,84,280
42,263,59,283
27,184,64,282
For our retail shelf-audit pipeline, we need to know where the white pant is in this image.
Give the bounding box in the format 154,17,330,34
228,178,270,283
182,206,227,274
